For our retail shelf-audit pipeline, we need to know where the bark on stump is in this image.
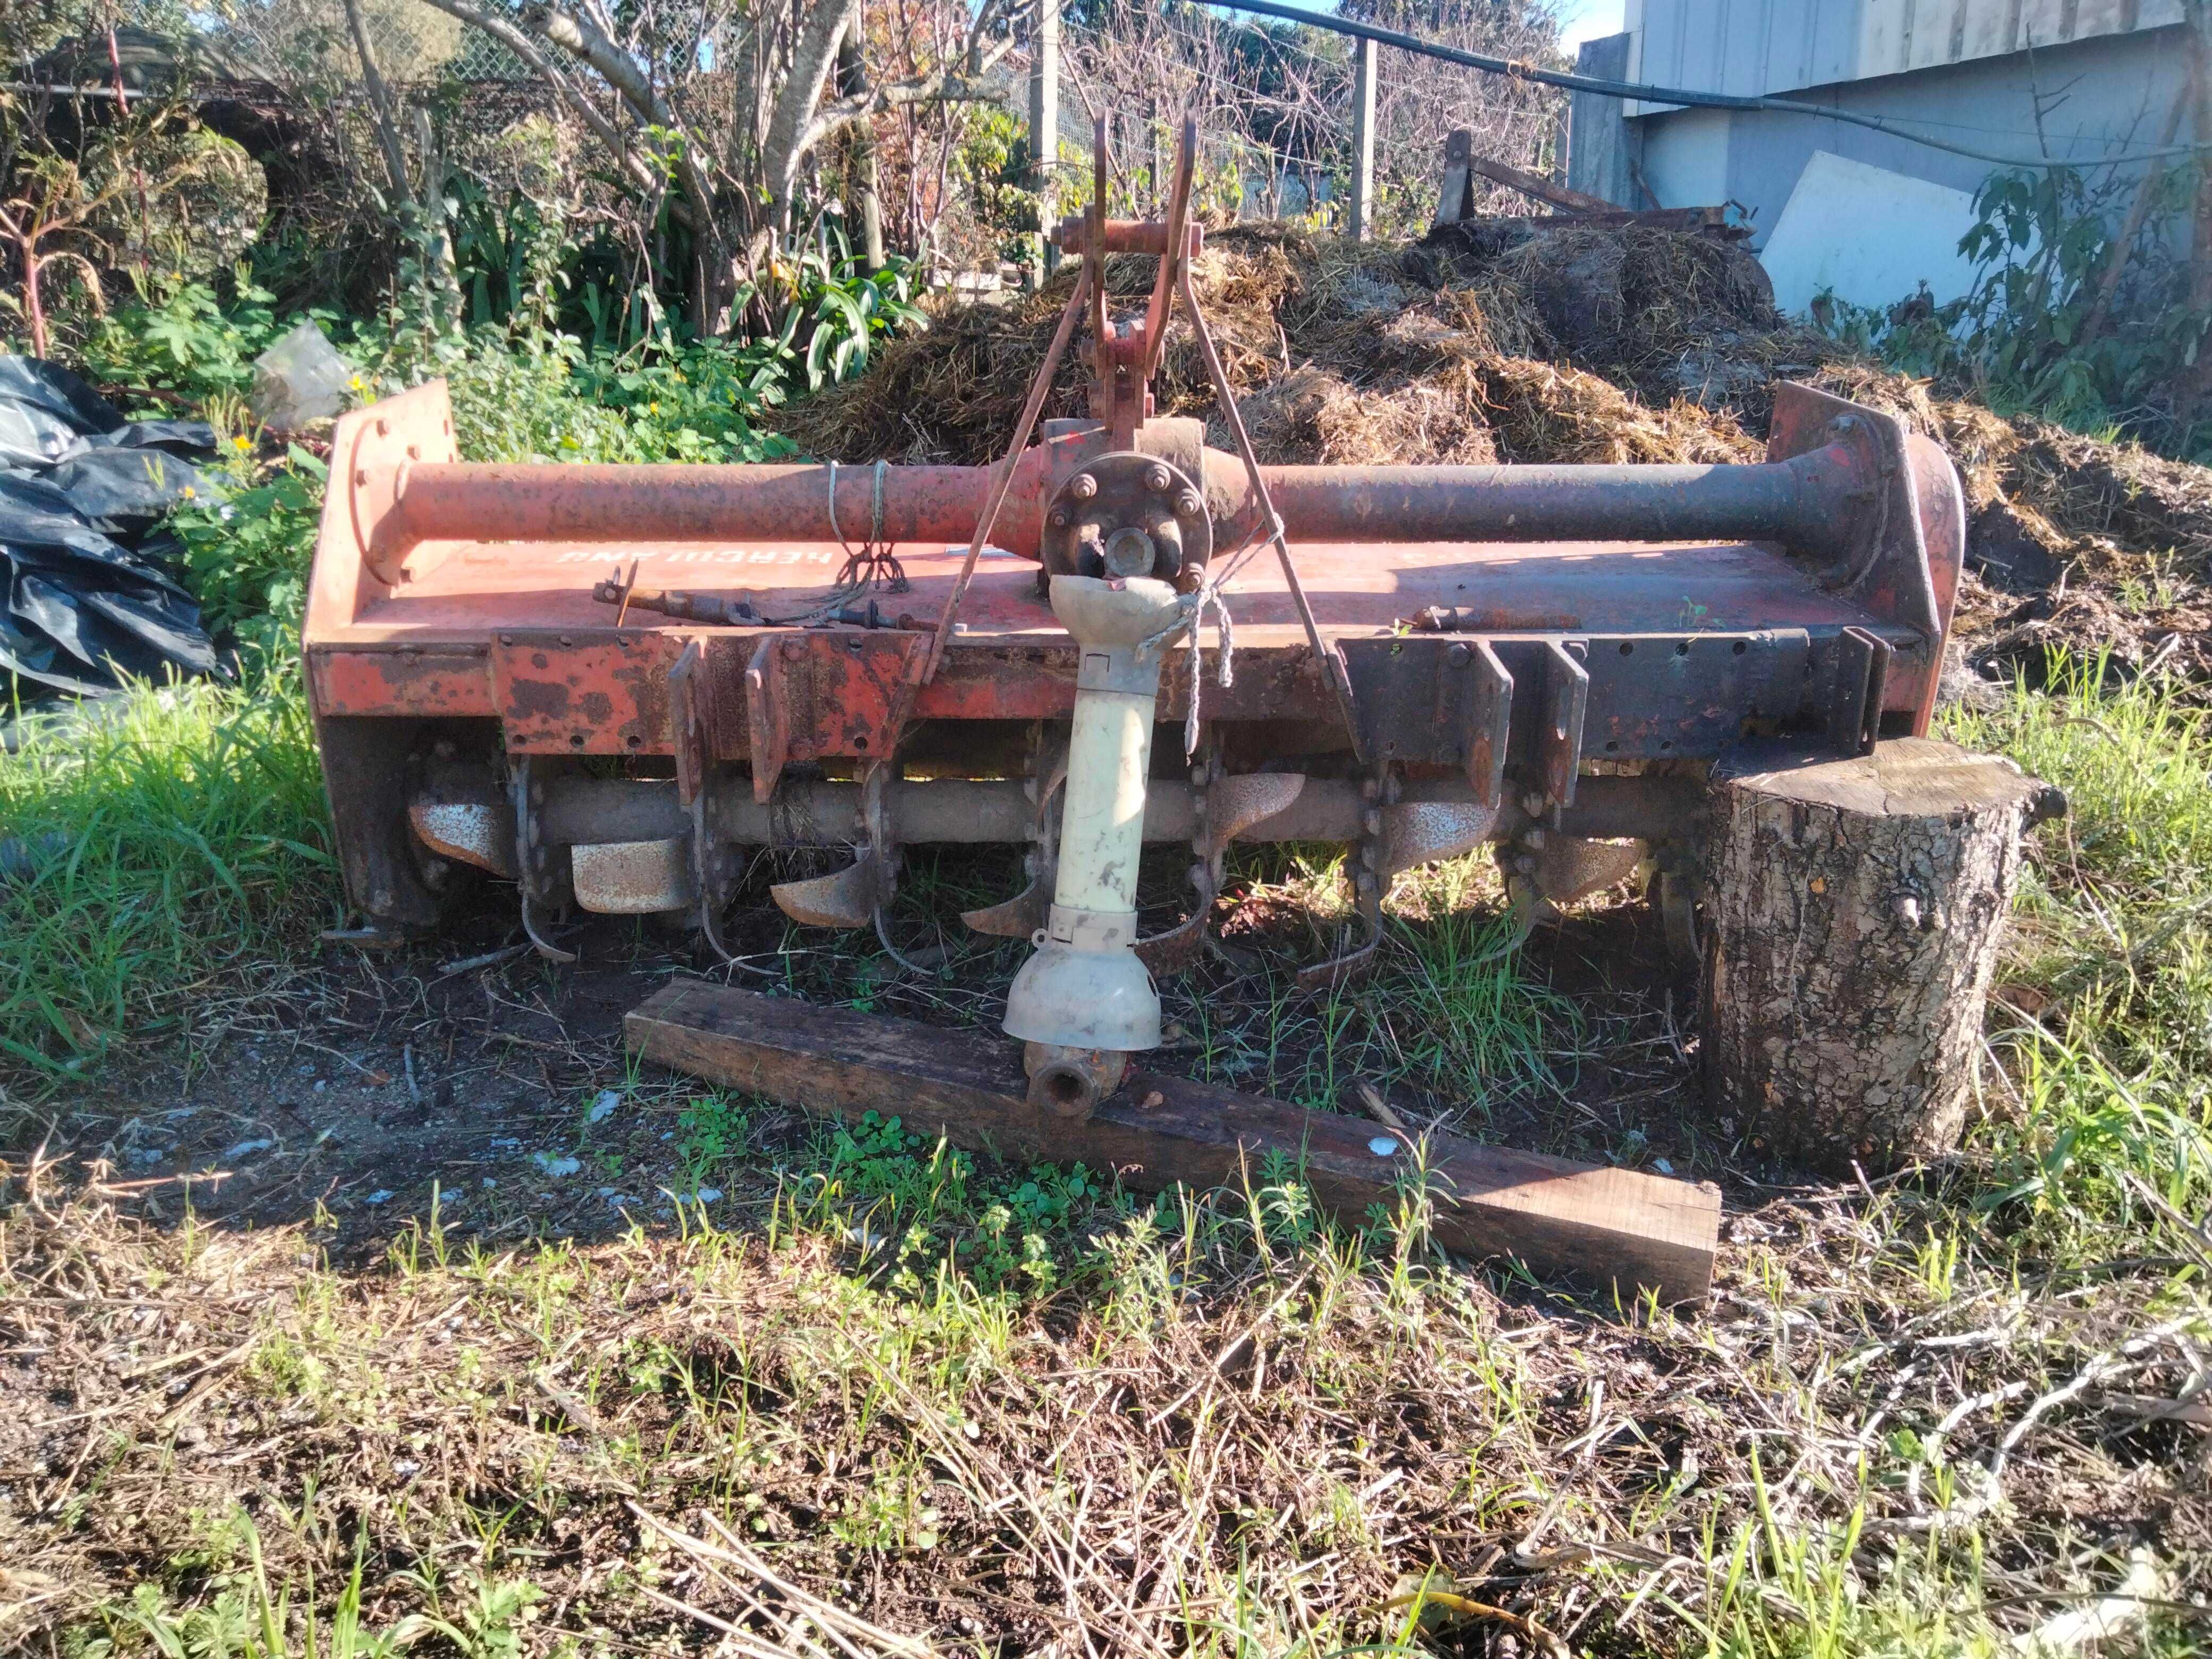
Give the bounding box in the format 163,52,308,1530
1701,737,2064,1175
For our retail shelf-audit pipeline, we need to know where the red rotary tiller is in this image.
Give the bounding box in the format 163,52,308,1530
305,121,1963,1118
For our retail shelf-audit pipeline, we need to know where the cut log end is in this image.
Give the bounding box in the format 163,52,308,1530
1700,736,2060,1176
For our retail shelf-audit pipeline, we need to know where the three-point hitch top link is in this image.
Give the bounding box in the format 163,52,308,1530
1057,115,1203,449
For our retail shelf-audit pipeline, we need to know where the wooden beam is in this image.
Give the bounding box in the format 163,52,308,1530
1462,151,1622,215
627,981,1722,1305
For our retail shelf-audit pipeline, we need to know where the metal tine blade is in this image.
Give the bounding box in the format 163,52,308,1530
770,851,879,930
960,874,1050,940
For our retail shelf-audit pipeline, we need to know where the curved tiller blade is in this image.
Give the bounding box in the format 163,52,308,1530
770,850,880,929
1133,870,1215,978
1295,908,1380,993
961,873,1051,940
1132,773,1306,978
1378,798,1500,877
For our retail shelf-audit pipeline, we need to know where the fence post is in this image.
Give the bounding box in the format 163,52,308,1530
1350,35,1377,241
1434,127,1473,228
1029,0,1060,283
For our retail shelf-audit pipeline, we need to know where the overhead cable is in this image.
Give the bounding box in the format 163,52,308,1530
1205,0,2205,171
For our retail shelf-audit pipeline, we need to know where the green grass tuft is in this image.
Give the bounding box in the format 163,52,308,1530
0,672,334,1079
1943,653,2212,1261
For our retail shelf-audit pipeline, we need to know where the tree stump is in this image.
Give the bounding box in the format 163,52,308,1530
1701,736,2065,1175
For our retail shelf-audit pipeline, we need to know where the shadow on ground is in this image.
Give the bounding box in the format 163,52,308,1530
23,845,1735,1271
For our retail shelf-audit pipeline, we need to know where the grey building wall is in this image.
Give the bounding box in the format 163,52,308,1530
1566,33,1641,207
1571,23,2191,248
1626,0,2184,101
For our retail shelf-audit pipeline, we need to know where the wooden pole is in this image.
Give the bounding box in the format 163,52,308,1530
836,32,885,272
628,981,1723,1305
2080,87,2188,353
1029,0,1060,283
1350,35,1377,241
1702,738,2064,1176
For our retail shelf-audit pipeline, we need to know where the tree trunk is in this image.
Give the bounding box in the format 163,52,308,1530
837,31,885,271
1701,738,2064,1176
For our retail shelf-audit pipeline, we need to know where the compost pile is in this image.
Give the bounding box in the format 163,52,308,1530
789,219,2212,685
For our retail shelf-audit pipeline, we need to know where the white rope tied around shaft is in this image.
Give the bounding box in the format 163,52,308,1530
1140,517,1276,758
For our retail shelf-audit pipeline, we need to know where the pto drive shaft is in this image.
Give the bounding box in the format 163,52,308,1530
1002,576,1187,1117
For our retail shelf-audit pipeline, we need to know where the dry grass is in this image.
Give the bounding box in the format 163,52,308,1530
3,1131,2204,1656
8,685,2212,1653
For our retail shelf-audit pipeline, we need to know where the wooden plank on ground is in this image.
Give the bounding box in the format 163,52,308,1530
626,980,1722,1306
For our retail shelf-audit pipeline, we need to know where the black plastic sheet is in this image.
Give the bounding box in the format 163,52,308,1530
0,356,220,696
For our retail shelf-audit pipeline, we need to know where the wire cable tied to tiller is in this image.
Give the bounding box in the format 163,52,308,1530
826,457,907,592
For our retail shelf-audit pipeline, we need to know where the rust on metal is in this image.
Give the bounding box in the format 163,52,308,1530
571,837,695,914
490,631,683,756
408,799,515,876
1462,640,1512,808
743,636,791,803
309,646,495,718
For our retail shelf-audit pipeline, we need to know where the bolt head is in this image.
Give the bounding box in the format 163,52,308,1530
1050,508,1070,528
1070,473,1098,500
1447,642,1471,667
1521,790,1546,817
1145,465,1174,493
1174,489,1204,518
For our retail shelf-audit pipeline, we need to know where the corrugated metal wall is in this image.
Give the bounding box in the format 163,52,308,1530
1624,0,2183,99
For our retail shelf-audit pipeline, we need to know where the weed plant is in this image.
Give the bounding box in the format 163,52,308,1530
1815,165,2211,460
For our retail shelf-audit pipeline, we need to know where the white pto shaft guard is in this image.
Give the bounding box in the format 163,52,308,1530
1003,574,1187,1117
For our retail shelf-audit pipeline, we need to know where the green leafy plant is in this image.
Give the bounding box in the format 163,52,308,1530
728,229,926,392
1815,163,2209,456
168,443,325,649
